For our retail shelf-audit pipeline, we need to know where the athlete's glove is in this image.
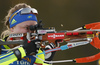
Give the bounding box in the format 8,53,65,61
13,39,40,60
23,39,40,55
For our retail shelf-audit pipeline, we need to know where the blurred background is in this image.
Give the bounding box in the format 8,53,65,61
0,0,100,65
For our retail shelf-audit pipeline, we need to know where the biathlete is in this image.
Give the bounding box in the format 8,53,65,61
0,3,55,65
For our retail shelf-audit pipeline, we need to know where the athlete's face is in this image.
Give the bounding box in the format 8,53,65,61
8,21,37,48
10,21,37,34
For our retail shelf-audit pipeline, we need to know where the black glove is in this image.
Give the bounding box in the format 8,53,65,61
23,39,40,55
13,39,40,61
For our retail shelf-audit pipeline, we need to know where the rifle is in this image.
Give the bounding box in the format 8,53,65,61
0,21,99,48
1,21,100,64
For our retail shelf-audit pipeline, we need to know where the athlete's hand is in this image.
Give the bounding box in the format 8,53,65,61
23,39,40,55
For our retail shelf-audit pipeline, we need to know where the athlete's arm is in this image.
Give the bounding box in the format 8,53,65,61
0,47,26,65
0,40,38,65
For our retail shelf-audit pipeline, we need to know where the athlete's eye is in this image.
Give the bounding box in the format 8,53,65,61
23,26,28,30
26,27,29,30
